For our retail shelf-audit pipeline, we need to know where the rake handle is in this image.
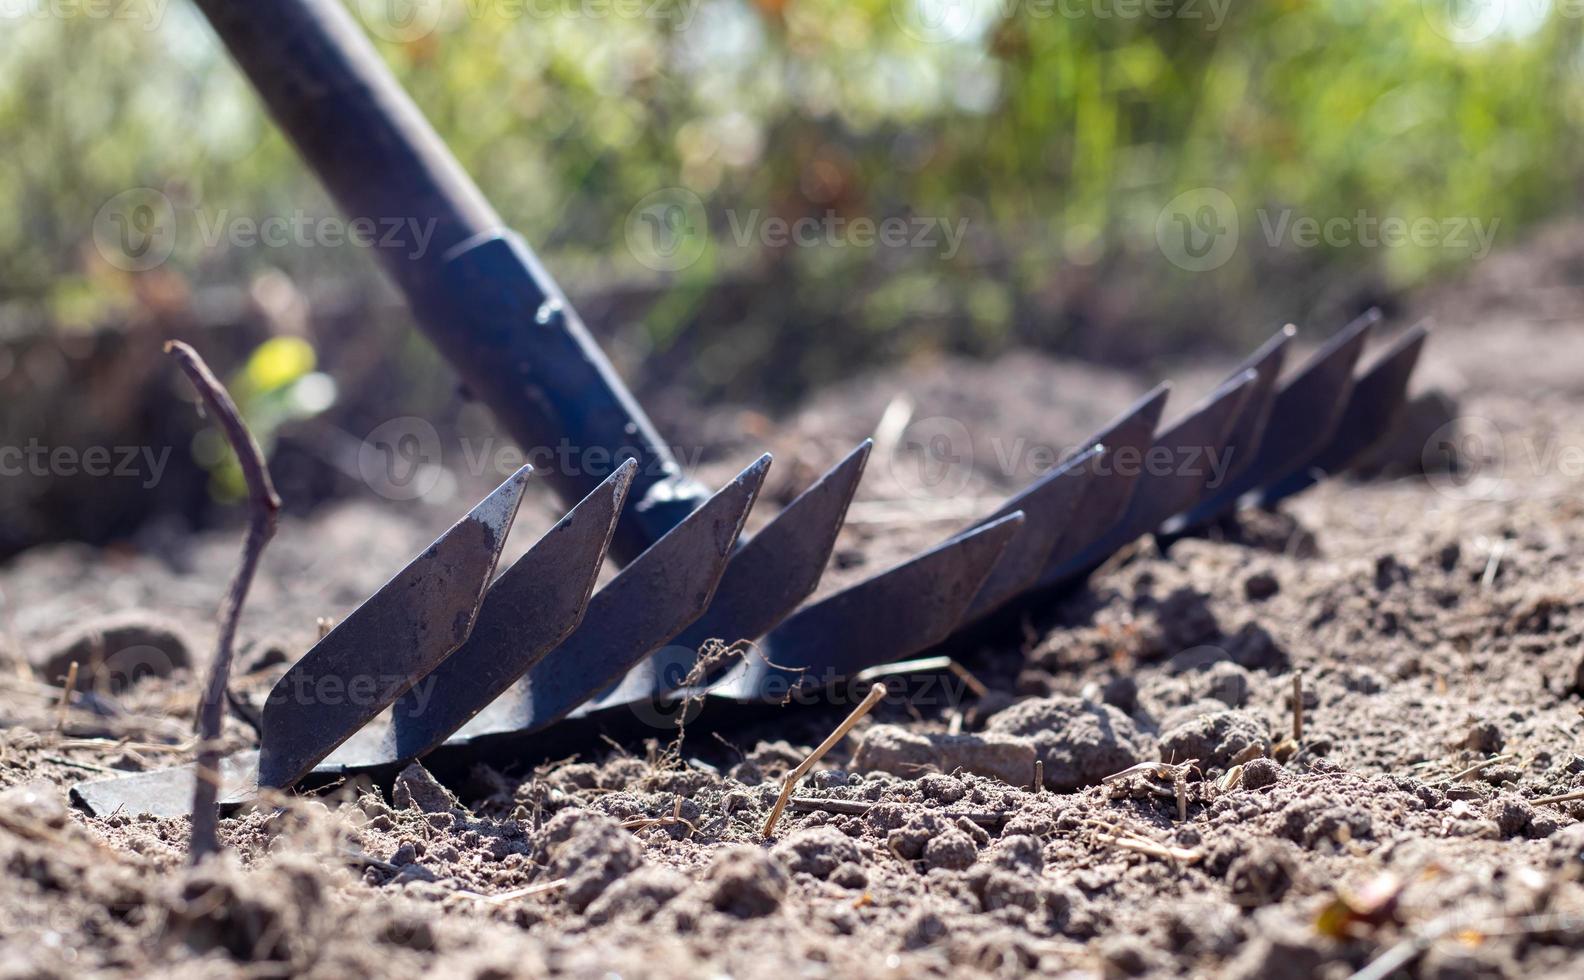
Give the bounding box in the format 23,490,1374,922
193,0,705,563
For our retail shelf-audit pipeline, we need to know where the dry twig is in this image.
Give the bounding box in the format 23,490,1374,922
1432,754,1513,786
1531,788,1584,806
763,683,887,837
1292,670,1304,743
166,341,281,865
55,660,78,731
788,796,1009,828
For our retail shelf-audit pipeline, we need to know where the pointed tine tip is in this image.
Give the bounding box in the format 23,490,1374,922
1334,307,1381,345
695,452,772,551
612,456,638,485
743,452,774,485
1384,319,1432,359
955,508,1025,555
741,450,773,494
817,438,873,515
824,438,874,490
257,467,533,788
1097,382,1171,447
470,464,533,541
579,459,636,523
1205,366,1259,406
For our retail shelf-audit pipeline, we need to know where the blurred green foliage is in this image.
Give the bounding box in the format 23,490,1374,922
4,0,1583,403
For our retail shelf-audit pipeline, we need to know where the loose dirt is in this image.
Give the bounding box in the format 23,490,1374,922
5,231,1584,978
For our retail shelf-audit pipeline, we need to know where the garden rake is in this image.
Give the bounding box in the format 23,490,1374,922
71,0,1429,816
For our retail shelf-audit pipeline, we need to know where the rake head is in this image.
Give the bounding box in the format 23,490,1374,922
72,315,1430,818
72,0,1438,819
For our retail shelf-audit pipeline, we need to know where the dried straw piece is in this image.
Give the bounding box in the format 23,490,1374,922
763,683,887,837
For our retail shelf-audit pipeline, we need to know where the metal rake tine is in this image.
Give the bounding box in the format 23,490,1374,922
315,461,635,770
1159,325,1295,537
957,443,1102,623
255,465,532,789
1211,324,1296,487
709,511,1025,702
1168,308,1378,529
449,454,771,742
1043,368,1259,588
1256,322,1429,507
1036,383,1169,587
579,440,872,711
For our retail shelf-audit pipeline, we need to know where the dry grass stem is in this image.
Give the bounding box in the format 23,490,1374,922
55,660,78,730
1292,671,1304,743
763,683,887,836
788,796,1009,828
1433,754,1514,785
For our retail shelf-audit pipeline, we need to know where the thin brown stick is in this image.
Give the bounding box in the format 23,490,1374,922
1432,753,1514,786
763,683,887,837
1292,671,1304,743
1531,788,1584,806
166,341,281,865
787,796,1010,828
1034,759,1045,793
55,661,78,731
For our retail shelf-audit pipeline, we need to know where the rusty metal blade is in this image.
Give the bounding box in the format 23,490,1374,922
710,511,1024,702
1036,383,1169,587
579,441,871,711
314,461,634,771
449,454,770,742
1168,309,1378,528
958,444,1102,623
1044,369,1257,586
1257,322,1429,507
255,466,531,789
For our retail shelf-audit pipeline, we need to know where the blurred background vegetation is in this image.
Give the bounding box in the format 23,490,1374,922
3,1,1584,405
3,0,1583,410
